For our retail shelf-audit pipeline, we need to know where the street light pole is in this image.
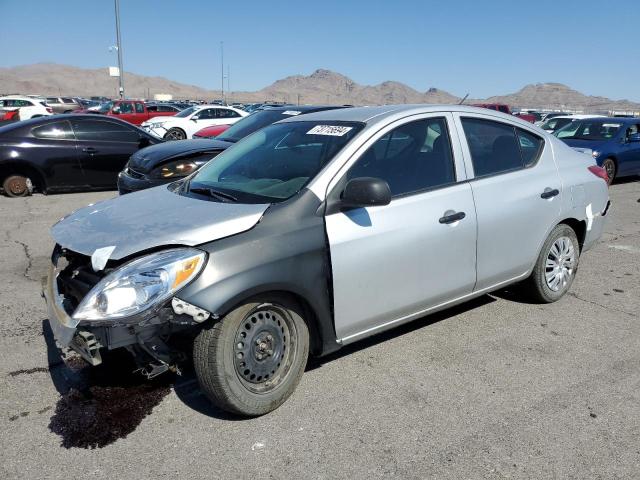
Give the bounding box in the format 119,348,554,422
220,41,224,103
114,0,125,99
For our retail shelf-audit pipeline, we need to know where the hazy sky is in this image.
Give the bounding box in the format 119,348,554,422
1,0,637,100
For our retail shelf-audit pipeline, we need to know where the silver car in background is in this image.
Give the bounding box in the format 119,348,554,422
44,105,610,416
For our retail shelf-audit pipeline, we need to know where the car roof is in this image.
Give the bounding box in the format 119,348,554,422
277,104,533,127
258,105,346,113
0,95,42,101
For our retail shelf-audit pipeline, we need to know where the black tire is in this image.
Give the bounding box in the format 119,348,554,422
164,128,187,141
2,174,33,197
193,295,309,416
523,224,580,303
601,158,616,185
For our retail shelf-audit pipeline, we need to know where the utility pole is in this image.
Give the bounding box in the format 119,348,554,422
220,41,224,103
227,65,230,102
114,0,125,99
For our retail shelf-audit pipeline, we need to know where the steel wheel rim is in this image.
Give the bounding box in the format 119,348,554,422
545,236,576,292
8,176,28,195
233,305,297,394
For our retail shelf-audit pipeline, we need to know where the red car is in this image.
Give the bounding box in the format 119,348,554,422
193,124,231,139
472,103,536,123
74,100,178,125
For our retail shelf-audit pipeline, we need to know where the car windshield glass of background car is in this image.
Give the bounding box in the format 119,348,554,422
216,109,289,143
175,106,198,118
188,121,363,203
554,120,622,140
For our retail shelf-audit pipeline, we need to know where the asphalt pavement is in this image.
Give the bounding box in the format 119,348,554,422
0,182,638,479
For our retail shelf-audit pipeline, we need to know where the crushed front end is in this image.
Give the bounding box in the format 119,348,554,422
43,244,211,378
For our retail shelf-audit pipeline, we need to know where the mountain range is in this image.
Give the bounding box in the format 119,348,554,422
1,63,638,112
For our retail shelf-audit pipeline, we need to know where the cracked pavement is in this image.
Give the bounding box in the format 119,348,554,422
0,181,638,479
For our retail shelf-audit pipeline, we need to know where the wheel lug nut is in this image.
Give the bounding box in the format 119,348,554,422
257,354,263,360
266,335,273,341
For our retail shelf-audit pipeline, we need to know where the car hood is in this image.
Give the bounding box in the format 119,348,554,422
51,185,268,263
128,139,231,173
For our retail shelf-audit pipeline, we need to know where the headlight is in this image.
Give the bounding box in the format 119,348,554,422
73,248,206,321
152,159,206,179
592,150,600,158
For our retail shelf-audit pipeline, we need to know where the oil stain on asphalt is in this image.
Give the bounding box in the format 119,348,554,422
47,353,173,449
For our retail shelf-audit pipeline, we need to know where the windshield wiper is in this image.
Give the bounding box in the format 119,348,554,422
190,186,238,202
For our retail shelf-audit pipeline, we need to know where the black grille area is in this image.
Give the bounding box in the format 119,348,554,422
55,248,107,311
126,167,145,179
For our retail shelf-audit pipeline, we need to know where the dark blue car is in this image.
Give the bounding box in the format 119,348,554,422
555,117,640,184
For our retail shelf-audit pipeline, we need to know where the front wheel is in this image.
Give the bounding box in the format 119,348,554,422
164,128,186,141
601,158,616,185
3,175,33,197
523,224,580,303
193,295,309,416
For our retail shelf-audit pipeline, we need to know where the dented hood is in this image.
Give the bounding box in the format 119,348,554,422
51,185,268,261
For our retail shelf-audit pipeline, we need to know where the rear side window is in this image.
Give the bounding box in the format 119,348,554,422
71,119,140,142
32,121,74,140
135,103,145,113
461,118,544,177
218,109,241,118
62,98,75,104
347,117,456,197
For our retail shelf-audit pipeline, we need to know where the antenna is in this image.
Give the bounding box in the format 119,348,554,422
458,93,469,105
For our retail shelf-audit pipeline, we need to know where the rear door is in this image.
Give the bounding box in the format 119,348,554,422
325,114,477,342
112,101,138,124
70,118,143,187
453,113,561,290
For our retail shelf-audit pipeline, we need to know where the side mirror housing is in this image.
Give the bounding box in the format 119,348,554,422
341,177,391,209
628,133,640,143
191,115,199,121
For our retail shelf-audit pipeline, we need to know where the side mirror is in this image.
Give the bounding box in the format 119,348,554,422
628,133,640,143
191,115,199,121
111,108,120,114
341,177,391,209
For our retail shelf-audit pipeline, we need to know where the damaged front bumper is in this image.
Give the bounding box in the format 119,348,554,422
42,247,211,376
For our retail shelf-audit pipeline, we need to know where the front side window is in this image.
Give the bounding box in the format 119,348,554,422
189,121,363,202
196,109,216,120
71,119,139,142
461,118,543,177
347,117,456,197
218,109,240,118
119,102,134,114
31,121,74,140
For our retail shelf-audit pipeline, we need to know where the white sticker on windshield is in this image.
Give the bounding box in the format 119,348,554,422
282,110,302,116
307,125,353,136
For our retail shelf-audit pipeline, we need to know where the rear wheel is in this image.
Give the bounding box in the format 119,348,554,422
164,128,186,141
2,174,33,197
602,158,616,185
523,224,580,303
193,295,309,416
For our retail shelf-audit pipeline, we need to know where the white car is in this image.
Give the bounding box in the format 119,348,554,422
0,96,53,120
538,114,602,134
141,105,248,140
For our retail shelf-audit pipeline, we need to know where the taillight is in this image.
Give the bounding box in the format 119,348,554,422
46,107,53,113
588,165,608,183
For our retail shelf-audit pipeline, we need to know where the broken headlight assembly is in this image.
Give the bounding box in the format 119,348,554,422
73,248,206,321
152,159,207,179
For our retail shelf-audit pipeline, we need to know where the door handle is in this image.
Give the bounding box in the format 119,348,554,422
439,211,466,224
540,188,559,199
82,147,97,154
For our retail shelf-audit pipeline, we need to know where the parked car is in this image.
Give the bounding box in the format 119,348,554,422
535,112,569,126
146,103,182,115
554,116,640,184
0,96,53,120
474,103,535,123
192,124,231,139
45,104,609,416
0,114,160,196
140,105,248,140
45,96,83,114
74,100,178,125
539,114,600,134
118,105,347,193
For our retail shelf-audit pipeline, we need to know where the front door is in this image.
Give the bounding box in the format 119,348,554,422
618,123,640,176
325,115,477,342
70,118,142,187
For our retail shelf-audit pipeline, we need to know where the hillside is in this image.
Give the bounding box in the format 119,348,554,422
1,63,638,112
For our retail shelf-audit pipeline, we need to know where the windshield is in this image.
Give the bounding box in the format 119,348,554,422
554,120,622,140
216,109,299,143
97,101,114,113
187,121,363,203
175,106,199,118
541,117,572,132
